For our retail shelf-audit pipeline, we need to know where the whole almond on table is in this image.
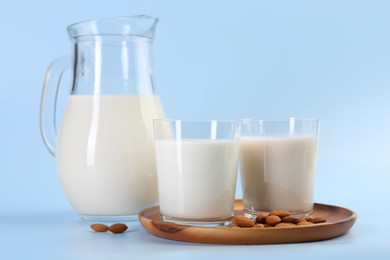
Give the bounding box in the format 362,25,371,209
254,223,265,228
309,217,327,224
108,223,128,234
233,215,256,227
255,212,269,224
269,210,291,218
299,216,312,222
265,215,282,226
297,220,314,226
281,216,299,224
90,223,109,232
275,222,296,228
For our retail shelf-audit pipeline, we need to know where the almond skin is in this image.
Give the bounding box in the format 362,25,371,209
299,216,312,222
275,222,296,228
255,213,269,224
309,217,327,224
233,215,256,227
297,220,314,226
265,215,282,226
269,210,291,218
108,223,128,234
281,216,299,224
90,223,109,232
254,223,265,228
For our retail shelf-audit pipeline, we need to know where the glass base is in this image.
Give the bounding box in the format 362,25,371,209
243,208,313,219
80,214,139,222
161,215,232,227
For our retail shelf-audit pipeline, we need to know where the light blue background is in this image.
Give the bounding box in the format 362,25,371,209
1,0,389,259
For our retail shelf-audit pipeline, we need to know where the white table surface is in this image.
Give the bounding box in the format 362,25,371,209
1,167,389,260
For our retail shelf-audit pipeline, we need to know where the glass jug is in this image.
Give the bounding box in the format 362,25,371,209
40,16,165,221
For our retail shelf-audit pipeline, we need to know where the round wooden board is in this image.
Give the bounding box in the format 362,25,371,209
138,200,357,245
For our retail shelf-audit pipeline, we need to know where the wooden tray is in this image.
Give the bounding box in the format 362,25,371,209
138,200,357,244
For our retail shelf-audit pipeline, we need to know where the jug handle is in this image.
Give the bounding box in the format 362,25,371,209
40,55,72,156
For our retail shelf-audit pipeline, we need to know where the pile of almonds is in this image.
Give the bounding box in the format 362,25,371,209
233,209,326,228
90,223,128,233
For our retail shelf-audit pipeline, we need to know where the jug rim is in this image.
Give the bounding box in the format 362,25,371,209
67,15,159,39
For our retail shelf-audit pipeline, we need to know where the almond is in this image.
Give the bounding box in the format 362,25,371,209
275,222,296,228
299,216,312,221
281,216,299,224
229,210,327,229
254,223,265,228
265,215,281,226
309,217,327,224
297,220,314,226
232,215,256,227
255,213,269,224
269,210,291,217
108,223,128,234
90,223,109,232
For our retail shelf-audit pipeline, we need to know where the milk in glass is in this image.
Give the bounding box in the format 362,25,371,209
155,139,239,219
240,136,318,214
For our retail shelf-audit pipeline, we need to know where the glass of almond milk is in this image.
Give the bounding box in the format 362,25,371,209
240,118,320,217
154,119,240,226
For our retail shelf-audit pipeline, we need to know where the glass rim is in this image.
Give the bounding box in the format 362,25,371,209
240,117,320,123
153,119,239,124
67,15,159,39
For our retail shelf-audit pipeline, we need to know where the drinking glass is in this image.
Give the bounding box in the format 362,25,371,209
154,119,240,226
240,118,320,217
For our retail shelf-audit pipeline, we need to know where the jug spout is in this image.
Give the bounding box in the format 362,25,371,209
67,15,159,39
